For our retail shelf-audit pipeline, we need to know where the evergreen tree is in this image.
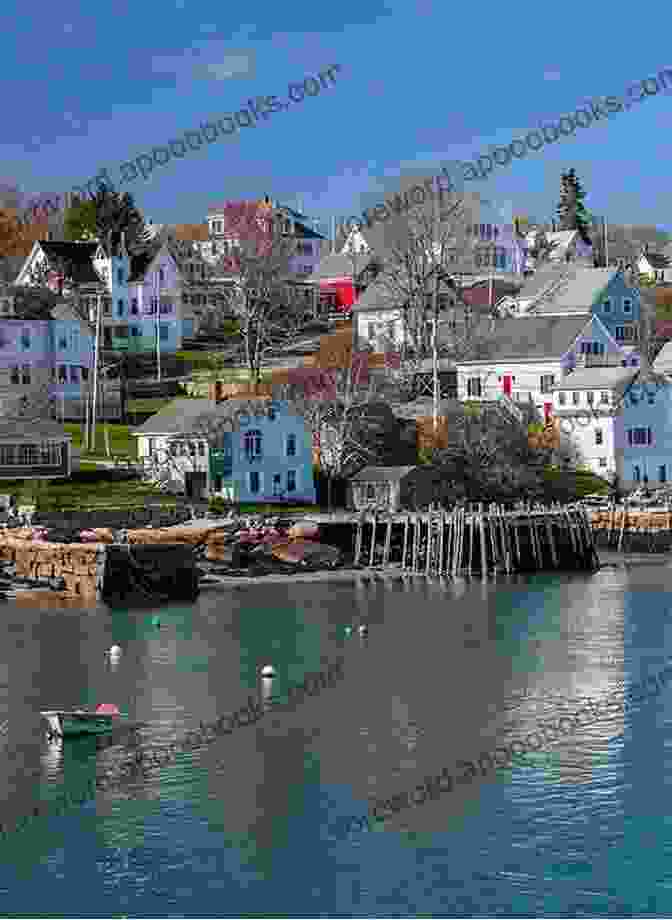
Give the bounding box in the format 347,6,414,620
71,187,147,253
555,169,592,242
63,197,97,241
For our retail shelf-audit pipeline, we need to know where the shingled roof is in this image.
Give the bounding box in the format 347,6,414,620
457,315,593,363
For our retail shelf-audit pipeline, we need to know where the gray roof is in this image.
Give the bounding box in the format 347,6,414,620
552,367,638,390
0,417,70,442
349,465,417,482
352,271,459,313
653,341,672,374
457,315,592,363
523,267,618,314
308,251,372,282
516,264,582,301
130,397,293,436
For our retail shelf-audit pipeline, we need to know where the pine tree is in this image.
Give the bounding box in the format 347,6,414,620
555,169,592,243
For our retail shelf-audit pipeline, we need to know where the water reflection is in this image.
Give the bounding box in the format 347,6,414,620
0,566,658,915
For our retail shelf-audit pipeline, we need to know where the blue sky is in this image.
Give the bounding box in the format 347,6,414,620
2,0,672,239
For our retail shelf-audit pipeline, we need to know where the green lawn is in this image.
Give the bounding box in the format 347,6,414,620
64,423,138,460
4,470,174,512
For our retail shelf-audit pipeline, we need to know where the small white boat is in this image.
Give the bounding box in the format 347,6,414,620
41,705,119,738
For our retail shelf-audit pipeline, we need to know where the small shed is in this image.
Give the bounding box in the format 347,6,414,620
347,465,453,512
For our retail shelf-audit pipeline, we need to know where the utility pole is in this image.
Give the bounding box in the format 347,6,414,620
155,270,162,382
432,202,440,438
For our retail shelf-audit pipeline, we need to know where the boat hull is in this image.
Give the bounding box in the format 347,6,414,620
41,711,114,737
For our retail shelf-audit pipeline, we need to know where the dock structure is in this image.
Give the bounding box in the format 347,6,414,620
348,503,599,574
591,503,672,553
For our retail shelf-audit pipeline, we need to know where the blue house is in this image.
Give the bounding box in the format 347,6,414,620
131,398,317,504
615,374,672,488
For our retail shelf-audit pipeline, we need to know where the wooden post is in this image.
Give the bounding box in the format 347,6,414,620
617,500,628,553
546,514,558,568
412,514,420,572
383,517,392,567
439,510,446,575
513,515,521,566
402,513,410,570
489,505,498,569
369,513,377,568
467,508,474,574
354,518,363,566
479,504,488,574
455,508,463,574
426,511,433,576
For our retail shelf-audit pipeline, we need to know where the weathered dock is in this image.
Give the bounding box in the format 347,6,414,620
591,504,672,553
347,503,599,574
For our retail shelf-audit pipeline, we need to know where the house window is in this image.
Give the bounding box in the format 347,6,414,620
287,470,296,493
81,366,89,381
58,335,67,350
198,442,205,457
586,391,595,404
273,473,282,496
633,464,641,482
159,325,169,341
131,298,138,315
599,458,607,467
159,301,172,314
117,268,124,284
70,366,79,383
467,377,482,398
592,342,600,355
540,375,555,393
117,299,124,317
10,366,19,384
249,471,260,494
286,433,296,457
623,298,632,313
616,326,624,341
102,298,111,315
21,330,30,349
58,365,67,382
368,322,375,340
243,429,262,461
117,325,128,338
602,299,612,313
558,391,567,406
629,427,652,445
599,391,609,404
660,465,667,483
131,326,140,336
21,364,30,385
159,268,165,283
572,391,580,406
595,429,603,445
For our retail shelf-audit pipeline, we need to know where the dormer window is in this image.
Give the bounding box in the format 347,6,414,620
159,268,165,283
623,298,632,313
117,268,124,284
603,298,612,313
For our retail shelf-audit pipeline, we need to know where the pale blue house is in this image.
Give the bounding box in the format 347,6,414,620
616,375,672,488
132,398,317,504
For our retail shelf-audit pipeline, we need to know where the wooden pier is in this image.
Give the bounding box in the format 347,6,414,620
349,503,599,574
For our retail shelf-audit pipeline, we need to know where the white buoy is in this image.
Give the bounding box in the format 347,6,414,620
358,625,368,636
106,645,122,657
261,664,276,678
344,626,353,637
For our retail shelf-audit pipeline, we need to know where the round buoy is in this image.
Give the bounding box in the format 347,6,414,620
358,625,368,636
260,664,276,678
106,645,122,657
344,626,353,637
151,616,161,627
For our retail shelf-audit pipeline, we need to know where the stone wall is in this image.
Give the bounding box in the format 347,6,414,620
0,534,104,600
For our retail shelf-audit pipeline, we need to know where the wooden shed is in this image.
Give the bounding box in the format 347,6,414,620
347,465,455,512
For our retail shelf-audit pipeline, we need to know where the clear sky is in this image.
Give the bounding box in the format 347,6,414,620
2,0,672,239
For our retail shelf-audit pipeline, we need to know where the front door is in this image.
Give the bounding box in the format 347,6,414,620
544,402,552,422
503,375,512,396
185,471,207,500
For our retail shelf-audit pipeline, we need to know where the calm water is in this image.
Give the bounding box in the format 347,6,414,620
0,562,671,917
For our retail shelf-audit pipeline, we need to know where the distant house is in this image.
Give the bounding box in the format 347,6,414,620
0,417,75,480
347,465,453,512
543,230,594,265
306,251,376,318
131,397,316,504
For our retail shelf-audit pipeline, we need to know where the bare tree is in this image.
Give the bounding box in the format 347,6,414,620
202,201,321,388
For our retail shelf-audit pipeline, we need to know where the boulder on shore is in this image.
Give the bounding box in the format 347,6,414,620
269,540,340,566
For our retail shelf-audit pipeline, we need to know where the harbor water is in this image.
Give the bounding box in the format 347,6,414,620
0,562,670,917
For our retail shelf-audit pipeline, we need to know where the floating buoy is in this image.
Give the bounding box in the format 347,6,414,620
95,703,120,716
344,626,353,637
358,624,368,637
151,615,161,627
106,645,122,657
260,664,276,678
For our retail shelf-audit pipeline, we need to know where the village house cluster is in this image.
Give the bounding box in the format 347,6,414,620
0,190,671,503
